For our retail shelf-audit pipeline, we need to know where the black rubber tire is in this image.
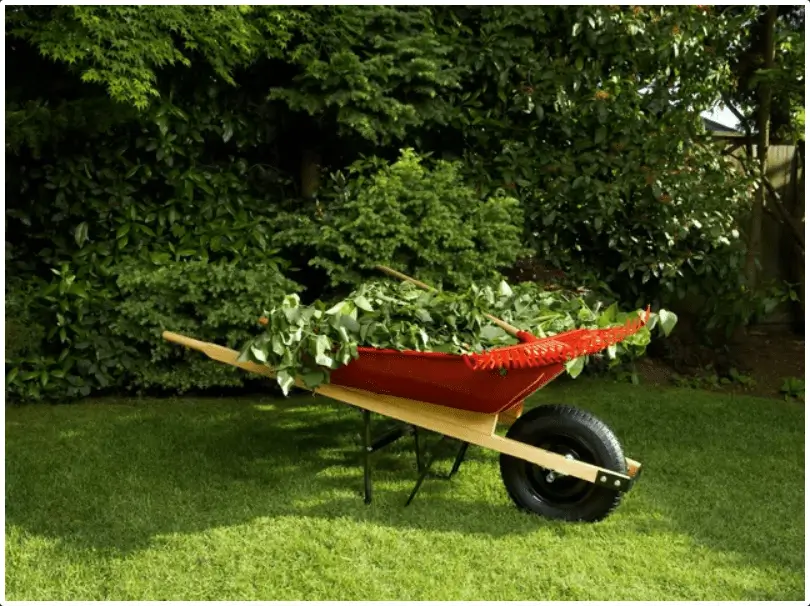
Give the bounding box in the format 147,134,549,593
499,404,626,522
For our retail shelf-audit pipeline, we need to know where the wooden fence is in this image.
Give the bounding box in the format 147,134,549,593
720,135,805,326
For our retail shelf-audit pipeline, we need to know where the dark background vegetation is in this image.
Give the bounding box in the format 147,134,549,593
5,6,804,403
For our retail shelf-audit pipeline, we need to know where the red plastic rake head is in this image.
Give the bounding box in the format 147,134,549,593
463,307,651,371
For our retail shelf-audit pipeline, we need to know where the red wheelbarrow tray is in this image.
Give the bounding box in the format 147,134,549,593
328,315,648,415
162,309,647,507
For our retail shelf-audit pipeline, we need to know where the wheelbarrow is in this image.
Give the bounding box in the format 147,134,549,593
163,266,647,522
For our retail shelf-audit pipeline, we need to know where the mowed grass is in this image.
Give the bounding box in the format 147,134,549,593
6,378,804,601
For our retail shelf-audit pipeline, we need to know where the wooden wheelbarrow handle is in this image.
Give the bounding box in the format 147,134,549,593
374,265,525,339
374,265,434,292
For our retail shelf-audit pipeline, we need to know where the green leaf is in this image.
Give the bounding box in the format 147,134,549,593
657,309,678,336
535,105,544,122
325,301,346,315
222,124,234,143
74,222,89,247
250,346,267,363
565,356,585,379
598,303,618,326
415,309,433,323
315,353,334,368
6,368,19,386
339,314,360,333
301,369,327,389
498,280,513,297
315,334,331,357
354,296,374,312
479,325,507,341
276,370,295,395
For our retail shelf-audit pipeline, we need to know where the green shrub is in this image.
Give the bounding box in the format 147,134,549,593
5,265,130,404
5,258,301,403
275,149,530,289
5,86,299,403
5,280,45,361
780,377,804,402
112,258,301,393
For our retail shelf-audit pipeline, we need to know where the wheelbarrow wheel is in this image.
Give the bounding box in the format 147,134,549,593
499,404,626,522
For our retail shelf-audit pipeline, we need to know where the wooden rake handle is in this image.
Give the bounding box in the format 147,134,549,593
374,265,524,338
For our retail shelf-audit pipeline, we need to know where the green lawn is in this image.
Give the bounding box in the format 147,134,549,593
5,379,804,601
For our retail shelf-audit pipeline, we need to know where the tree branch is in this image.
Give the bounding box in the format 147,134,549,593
721,95,751,131
721,142,743,156
721,93,754,159
762,203,779,221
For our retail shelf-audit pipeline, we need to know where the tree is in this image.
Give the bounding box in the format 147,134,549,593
719,5,805,286
419,6,755,312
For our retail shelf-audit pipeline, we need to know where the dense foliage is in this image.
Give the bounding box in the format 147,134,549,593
724,5,805,142
275,149,527,288
240,279,676,395
113,258,300,393
424,6,757,306
6,6,779,403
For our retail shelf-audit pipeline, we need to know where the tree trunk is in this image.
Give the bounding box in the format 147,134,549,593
744,5,777,288
300,148,321,199
789,144,805,333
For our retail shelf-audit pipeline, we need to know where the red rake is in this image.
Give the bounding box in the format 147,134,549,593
462,308,651,371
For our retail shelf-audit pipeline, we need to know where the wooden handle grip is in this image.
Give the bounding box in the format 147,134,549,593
374,265,435,291
483,314,522,337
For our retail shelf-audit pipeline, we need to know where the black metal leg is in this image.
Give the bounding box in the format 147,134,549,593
371,426,406,452
363,409,372,504
405,436,448,506
447,442,469,479
413,426,424,473
358,416,466,507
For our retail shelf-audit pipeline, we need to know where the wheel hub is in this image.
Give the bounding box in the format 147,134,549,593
544,453,575,483
525,436,597,505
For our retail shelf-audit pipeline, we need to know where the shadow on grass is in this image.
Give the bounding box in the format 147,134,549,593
5,385,804,577
6,395,514,554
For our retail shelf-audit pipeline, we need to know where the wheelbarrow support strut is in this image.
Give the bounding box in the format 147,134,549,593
361,409,470,505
